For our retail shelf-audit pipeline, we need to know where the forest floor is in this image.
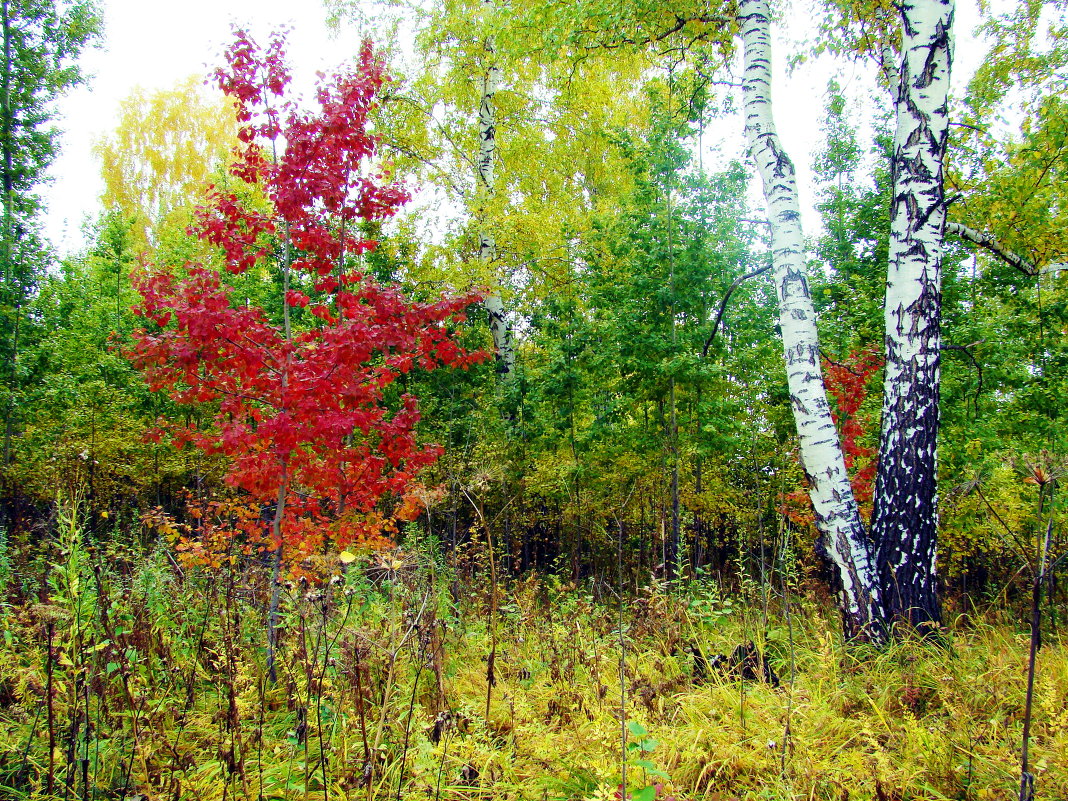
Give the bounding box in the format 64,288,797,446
0,530,1066,801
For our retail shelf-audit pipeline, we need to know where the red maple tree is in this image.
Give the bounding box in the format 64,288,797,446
130,31,484,565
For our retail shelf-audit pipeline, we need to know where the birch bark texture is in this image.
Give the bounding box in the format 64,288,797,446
739,0,883,641
872,0,954,632
476,0,515,377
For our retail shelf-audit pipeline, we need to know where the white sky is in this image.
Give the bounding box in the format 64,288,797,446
41,0,986,257
43,0,356,254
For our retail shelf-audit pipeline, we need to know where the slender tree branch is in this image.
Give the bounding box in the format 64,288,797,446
950,121,988,135
947,222,1068,277
941,340,984,415
573,14,731,52
819,349,869,377
702,263,772,357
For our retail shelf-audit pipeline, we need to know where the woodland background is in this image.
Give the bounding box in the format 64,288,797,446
0,0,1066,798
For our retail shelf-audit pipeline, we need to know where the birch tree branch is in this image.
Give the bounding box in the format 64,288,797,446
946,222,1068,277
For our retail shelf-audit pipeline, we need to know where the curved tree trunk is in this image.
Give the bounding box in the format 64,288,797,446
872,0,954,633
476,1,515,377
739,0,883,642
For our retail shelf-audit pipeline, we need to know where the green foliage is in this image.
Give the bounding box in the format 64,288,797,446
944,2,1068,475
499,94,787,573
625,720,670,800
810,80,889,354
12,214,195,519
0,0,102,494
966,0,1068,114
805,80,1068,587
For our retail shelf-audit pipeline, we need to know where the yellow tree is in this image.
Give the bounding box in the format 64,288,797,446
93,76,240,252
330,0,665,361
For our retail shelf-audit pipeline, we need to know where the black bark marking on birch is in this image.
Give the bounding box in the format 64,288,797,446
897,191,920,225
923,15,954,81
779,269,809,301
905,240,929,260
903,127,924,150
916,40,943,88
909,279,942,322
900,5,919,38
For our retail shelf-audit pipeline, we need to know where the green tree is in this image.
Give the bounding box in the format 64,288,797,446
514,92,771,579
811,81,890,354
15,214,191,527
0,0,101,490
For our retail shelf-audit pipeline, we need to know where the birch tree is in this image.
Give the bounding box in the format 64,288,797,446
93,78,239,251
870,0,954,632
475,0,515,376
739,0,883,640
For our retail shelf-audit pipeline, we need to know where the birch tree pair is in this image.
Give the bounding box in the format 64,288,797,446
743,0,952,640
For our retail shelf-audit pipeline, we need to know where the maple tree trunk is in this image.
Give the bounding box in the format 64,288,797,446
871,0,953,634
476,0,515,377
266,479,287,684
739,0,883,642
267,233,291,685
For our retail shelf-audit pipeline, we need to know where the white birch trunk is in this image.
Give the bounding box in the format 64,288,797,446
739,0,882,641
872,0,953,632
476,2,515,377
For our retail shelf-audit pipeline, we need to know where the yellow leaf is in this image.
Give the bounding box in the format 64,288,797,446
339,551,356,564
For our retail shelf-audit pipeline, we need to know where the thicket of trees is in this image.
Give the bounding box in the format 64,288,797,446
2,0,1066,645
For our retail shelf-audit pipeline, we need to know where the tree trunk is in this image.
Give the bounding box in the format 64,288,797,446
1,0,15,471
871,0,953,633
739,0,883,642
476,1,515,377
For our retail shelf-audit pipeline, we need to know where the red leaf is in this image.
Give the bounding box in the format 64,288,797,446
285,290,311,308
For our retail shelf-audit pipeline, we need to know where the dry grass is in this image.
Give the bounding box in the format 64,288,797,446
0,534,1065,800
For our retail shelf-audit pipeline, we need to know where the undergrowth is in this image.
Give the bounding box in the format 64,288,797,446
0,518,1065,800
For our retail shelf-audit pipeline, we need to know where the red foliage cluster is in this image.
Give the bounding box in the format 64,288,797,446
822,347,883,514
130,31,484,563
780,347,883,529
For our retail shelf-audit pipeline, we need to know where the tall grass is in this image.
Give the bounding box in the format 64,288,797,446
0,515,1064,800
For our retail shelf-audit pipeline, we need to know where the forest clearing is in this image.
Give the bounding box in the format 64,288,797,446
0,0,1066,798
